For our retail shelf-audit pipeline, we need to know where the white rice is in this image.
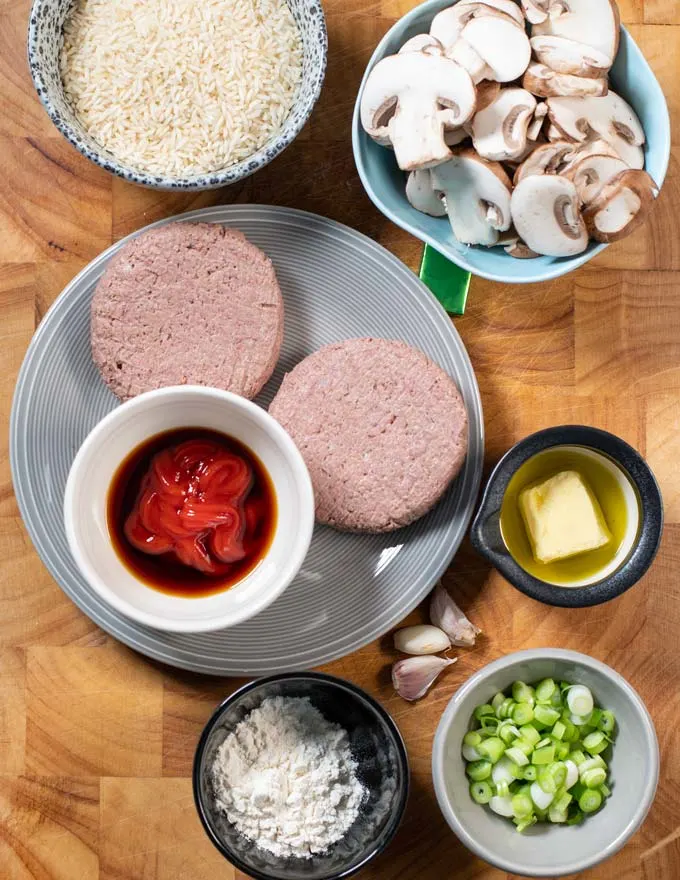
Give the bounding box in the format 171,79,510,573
59,0,303,177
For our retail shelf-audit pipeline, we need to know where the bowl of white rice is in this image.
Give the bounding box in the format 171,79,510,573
28,0,326,190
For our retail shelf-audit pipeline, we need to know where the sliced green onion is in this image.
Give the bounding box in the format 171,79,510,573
466,759,492,781
491,691,505,712
496,698,516,719
474,703,495,721
535,678,557,703
498,722,520,744
579,756,607,775
555,741,570,761
536,738,551,750
513,737,535,757
579,789,603,813
599,710,616,735
569,749,587,766
512,703,535,725
537,766,557,794
530,781,554,810
552,720,567,741
553,790,573,814
599,782,612,798
505,747,530,767
462,743,482,762
514,814,537,833
522,765,537,781
511,792,533,817
519,725,541,746
567,685,594,718
563,721,579,743
470,781,493,804
492,756,518,786
495,781,510,798
581,767,607,789
534,705,561,727
548,807,567,823
583,731,608,755
512,681,535,704
489,795,514,817
567,809,584,825
464,731,482,748
480,716,499,734
564,760,579,790
532,745,555,765
478,736,505,763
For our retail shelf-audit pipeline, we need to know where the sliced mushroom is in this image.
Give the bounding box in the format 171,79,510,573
511,174,589,256
530,35,612,78
559,136,621,172
477,80,502,112
360,51,477,170
583,169,658,242
472,88,537,161
506,239,541,258
528,101,548,140
460,15,532,82
521,0,551,24
406,169,447,216
546,92,646,169
563,153,628,204
430,0,523,50
523,62,608,99
431,148,513,246
513,140,576,184
447,38,492,83
533,0,620,64
399,34,444,55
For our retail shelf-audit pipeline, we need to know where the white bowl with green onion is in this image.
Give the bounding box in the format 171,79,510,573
432,650,658,878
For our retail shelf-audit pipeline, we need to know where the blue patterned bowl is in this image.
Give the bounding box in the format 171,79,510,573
27,0,327,191
352,0,671,284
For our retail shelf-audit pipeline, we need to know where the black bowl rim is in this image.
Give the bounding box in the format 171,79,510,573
470,426,664,608
192,671,410,880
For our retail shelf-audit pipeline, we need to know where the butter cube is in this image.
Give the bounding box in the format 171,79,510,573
519,470,611,565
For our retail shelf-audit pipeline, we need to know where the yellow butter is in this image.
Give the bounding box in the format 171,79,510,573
519,470,611,565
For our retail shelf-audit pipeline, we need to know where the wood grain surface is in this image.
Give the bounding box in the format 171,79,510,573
1,0,679,877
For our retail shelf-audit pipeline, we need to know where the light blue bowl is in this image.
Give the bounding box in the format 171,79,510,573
352,0,671,284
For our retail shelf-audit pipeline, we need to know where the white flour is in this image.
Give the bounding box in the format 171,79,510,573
212,696,366,858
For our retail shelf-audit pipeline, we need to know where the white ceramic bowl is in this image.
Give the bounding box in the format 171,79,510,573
64,386,314,633
432,649,659,877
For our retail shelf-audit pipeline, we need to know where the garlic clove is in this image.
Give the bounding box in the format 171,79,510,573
392,655,456,702
429,583,481,647
393,624,451,655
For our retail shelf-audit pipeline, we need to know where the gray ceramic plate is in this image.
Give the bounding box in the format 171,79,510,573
10,205,483,675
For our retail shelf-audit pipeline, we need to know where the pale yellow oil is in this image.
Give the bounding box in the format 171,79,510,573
500,447,634,586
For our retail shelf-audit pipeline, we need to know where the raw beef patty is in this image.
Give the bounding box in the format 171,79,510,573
269,338,469,532
91,223,284,401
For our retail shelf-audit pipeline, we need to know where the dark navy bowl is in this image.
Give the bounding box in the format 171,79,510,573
193,672,409,880
470,426,663,608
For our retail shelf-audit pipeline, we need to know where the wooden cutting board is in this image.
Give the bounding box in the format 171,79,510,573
1,0,679,877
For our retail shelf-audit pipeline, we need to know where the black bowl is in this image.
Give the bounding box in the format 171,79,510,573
470,426,663,608
193,672,409,880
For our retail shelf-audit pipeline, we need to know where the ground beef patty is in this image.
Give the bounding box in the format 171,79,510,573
91,223,284,401
269,338,469,532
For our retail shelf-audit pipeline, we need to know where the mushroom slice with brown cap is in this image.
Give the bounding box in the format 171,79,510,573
583,169,658,242
563,153,628,204
477,80,502,113
511,174,589,256
521,0,550,24
547,121,576,142
399,34,444,55
506,239,541,258
430,1,523,50
472,88,537,161
360,51,477,170
530,36,612,78
431,149,513,246
405,169,447,216
460,16,531,82
523,62,608,99
513,140,576,184
559,137,621,172
546,92,646,169
533,0,620,64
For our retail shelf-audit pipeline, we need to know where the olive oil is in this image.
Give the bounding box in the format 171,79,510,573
500,446,638,587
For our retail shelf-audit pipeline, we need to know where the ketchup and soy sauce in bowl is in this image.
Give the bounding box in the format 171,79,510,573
64,386,315,633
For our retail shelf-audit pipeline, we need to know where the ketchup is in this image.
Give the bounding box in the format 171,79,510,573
108,428,276,597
